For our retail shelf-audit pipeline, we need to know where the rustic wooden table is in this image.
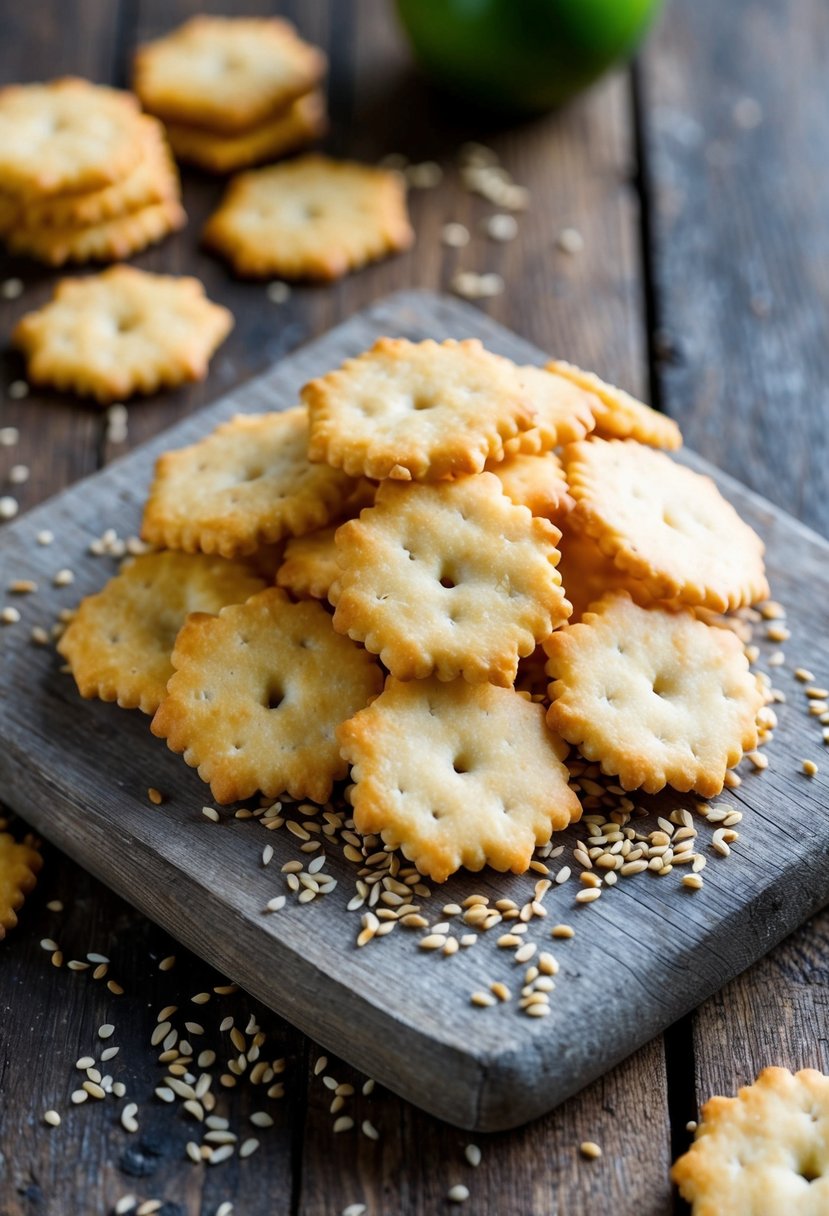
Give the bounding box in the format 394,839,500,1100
1,1,827,1213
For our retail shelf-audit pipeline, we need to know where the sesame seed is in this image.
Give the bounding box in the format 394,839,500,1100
53,568,74,587
686,1120,698,1133
682,874,704,891
186,1141,202,1164
557,227,584,254
575,888,601,904
803,759,819,777
406,160,443,188
342,1207,367,1216
362,1119,380,1140
216,1205,234,1216
470,991,496,1007
83,1081,106,1099
36,529,53,545
442,222,470,248
484,213,518,241
250,1111,274,1128
1,277,23,299
465,1143,482,1167
202,806,220,822
147,787,164,805
121,1103,139,1133
46,899,63,912
266,280,291,304
98,1023,115,1039
8,380,29,399
265,895,286,912
795,668,815,683
551,924,575,939
580,1141,602,1160
43,1109,61,1127
0,497,19,521
447,1184,470,1202
490,981,511,1002
115,1198,137,1215
333,1117,354,1134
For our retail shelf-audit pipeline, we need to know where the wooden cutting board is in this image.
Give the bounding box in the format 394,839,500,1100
1,290,827,1132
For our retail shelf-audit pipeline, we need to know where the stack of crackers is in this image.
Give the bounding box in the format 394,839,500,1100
0,78,184,266
58,338,769,884
133,16,328,174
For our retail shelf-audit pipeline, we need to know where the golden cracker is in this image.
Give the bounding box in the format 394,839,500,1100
330,472,570,686
304,337,536,481
166,92,326,174
151,588,382,804
0,78,144,197
277,525,340,601
672,1067,829,1215
22,116,178,228
203,155,413,280
545,591,763,797
134,16,326,134
0,832,42,941
501,365,597,455
563,438,769,612
556,524,655,623
7,197,186,267
339,677,582,882
141,407,362,558
489,450,574,521
13,266,232,404
57,552,267,715
548,359,682,449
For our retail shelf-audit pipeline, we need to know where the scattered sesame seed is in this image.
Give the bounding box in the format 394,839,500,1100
686,1120,698,1133
470,990,497,1007
36,528,53,545
9,578,36,593
202,806,220,823
795,668,815,683
147,787,164,805
1,605,20,623
70,1089,88,1105
551,924,575,939
265,895,286,912
447,1184,470,1203
483,213,518,241
8,380,29,399
406,161,443,188
342,1206,367,1216
98,1023,115,1039
53,568,74,587
192,991,211,1005
361,1119,380,1140
575,888,601,904
0,426,19,446
186,1140,202,1163
682,874,704,891
803,759,819,777
465,1143,482,1167
266,281,291,304
557,227,584,254
0,496,19,520
333,1116,354,1134
580,1141,602,1160
442,222,470,248
43,1109,61,1127
115,1197,137,1215
1,277,23,299
46,899,63,912
121,1103,139,1133
40,937,59,951
9,464,29,484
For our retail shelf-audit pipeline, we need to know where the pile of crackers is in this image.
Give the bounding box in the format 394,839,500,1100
58,338,769,883
0,78,184,267
133,16,328,174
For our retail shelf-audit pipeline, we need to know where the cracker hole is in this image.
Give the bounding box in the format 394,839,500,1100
439,574,456,590
196,689,213,702
798,1153,822,1183
652,675,674,699
264,683,284,711
305,204,325,220
452,756,470,775
412,393,436,411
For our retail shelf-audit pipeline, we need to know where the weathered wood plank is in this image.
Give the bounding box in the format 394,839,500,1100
639,0,829,1160
0,292,826,1141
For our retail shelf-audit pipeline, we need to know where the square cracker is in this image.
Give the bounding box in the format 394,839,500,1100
57,551,267,715
330,472,570,686
338,676,582,882
141,407,362,558
133,16,326,133
203,155,413,280
544,590,764,797
151,588,382,804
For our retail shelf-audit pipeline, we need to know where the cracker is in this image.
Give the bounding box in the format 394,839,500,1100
563,438,769,612
556,525,653,623
13,266,233,404
501,365,597,455
0,78,144,196
304,338,536,480
0,832,42,941
544,591,763,797
151,588,382,804
672,1067,829,1216
6,197,186,267
277,525,340,601
489,450,574,521
330,472,570,686
57,552,266,715
203,155,413,280
22,116,178,228
166,92,326,174
339,677,582,882
134,16,326,134
0,192,19,236
141,408,362,558
547,359,682,449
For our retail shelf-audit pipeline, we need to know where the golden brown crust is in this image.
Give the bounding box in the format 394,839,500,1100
7,197,186,267
202,155,413,280
329,472,570,686
57,552,267,715
0,78,144,196
488,450,574,522
562,438,769,612
501,365,597,455
672,1067,829,1215
151,588,382,804
133,16,326,133
141,408,362,558
13,266,232,403
547,359,683,449
0,832,42,940
166,92,327,173
544,591,763,797
339,677,582,882
277,525,340,601
304,338,537,481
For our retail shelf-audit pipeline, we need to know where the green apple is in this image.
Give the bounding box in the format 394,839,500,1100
396,0,661,115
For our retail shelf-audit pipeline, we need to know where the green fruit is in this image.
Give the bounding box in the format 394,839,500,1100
396,0,661,115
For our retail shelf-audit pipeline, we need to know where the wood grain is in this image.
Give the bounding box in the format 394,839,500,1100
1,292,827,1144
639,0,829,1161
